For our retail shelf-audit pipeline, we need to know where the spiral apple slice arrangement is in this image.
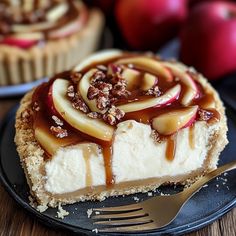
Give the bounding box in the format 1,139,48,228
43,51,207,143
0,0,87,48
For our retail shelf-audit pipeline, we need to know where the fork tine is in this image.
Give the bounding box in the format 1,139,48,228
97,222,158,233
92,209,146,220
92,203,140,212
94,216,152,226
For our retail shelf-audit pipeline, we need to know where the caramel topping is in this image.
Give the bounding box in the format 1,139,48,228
189,125,195,149
0,0,87,43
32,53,221,186
166,135,177,161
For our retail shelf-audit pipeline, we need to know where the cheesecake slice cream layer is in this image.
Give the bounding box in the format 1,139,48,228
45,120,218,195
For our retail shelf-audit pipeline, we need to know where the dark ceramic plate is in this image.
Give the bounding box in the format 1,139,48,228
0,105,236,235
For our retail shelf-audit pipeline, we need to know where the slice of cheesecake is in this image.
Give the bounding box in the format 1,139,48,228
15,50,228,210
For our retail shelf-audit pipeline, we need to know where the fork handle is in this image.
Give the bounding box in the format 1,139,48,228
182,160,236,201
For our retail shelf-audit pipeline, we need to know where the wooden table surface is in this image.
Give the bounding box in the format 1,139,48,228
0,97,235,236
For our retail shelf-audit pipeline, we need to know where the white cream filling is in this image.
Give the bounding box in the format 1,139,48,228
44,120,215,194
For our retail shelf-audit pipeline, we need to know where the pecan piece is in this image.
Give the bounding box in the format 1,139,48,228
146,86,162,97
72,94,89,113
87,86,100,100
87,112,101,119
198,109,212,121
108,106,125,120
104,114,116,126
52,115,63,126
50,126,68,138
67,85,75,98
91,71,106,84
97,95,110,111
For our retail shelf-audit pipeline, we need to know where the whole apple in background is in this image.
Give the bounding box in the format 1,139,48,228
188,0,229,8
115,0,188,51
180,1,236,80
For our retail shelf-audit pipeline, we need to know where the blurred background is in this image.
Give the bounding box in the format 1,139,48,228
0,0,236,107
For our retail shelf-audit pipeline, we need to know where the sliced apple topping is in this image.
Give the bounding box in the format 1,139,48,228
120,67,140,90
35,127,70,156
12,21,55,33
117,84,181,113
11,32,43,41
52,79,114,141
141,73,157,91
152,106,198,135
162,62,199,105
115,57,172,82
78,69,101,113
74,50,122,72
46,2,68,22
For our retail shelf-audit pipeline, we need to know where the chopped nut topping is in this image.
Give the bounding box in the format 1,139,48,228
32,101,40,111
72,94,89,113
95,82,112,94
198,109,213,121
91,71,106,84
108,106,125,120
145,85,162,97
104,114,116,125
87,112,101,119
67,85,75,98
87,86,100,100
97,95,110,111
52,115,63,126
151,130,162,143
67,84,89,113
102,106,125,125
50,126,68,138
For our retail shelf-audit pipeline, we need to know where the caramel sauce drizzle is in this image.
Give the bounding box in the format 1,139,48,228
189,125,195,149
102,145,114,186
82,145,92,187
166,135,177,161
32,55,221,187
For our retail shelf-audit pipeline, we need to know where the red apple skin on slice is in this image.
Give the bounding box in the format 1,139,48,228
117,84,181,113
47,83,60,116
162,62,199,105
0,37,37,49
116,57,173,82
52,79,114,141
152,106,198,135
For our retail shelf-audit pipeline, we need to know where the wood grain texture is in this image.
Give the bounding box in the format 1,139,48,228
0,98,235,236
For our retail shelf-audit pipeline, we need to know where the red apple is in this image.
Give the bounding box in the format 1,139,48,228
188,0,229,8
180,1,236,80
115,0,188,50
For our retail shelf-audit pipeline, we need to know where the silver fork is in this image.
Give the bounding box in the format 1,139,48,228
91,160,236,233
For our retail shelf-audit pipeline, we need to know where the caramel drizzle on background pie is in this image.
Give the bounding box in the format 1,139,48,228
0,0,87,38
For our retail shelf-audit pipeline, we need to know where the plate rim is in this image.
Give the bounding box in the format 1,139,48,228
0,105,236,235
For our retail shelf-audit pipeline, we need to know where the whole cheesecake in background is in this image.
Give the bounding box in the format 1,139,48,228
0,0,104,86
15,50,228,210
